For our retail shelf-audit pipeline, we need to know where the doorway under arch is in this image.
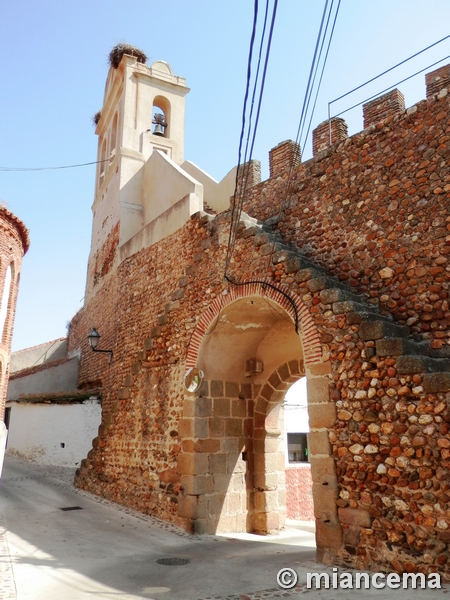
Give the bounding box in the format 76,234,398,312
178,287,342,559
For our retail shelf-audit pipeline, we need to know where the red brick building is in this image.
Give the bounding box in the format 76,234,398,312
67,49,450,576
0,207,29,424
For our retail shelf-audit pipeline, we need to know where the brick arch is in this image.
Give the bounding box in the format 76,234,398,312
252,358,342,558
252,359,305,534
186,280,322,369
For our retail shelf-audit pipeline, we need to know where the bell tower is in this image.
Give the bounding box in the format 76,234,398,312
85,48,190,302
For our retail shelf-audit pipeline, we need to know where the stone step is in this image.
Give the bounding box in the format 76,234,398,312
423,372,450,393
332,300,382,316
359,321,410,341
347,311,394,326
305,275,353,293
375,337,435,357
396,355,450,375
432,346,450,359
320,288,368,306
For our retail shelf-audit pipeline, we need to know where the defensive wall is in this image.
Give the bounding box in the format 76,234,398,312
70,61,450,576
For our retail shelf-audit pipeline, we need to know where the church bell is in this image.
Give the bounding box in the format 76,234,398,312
152,113,166,137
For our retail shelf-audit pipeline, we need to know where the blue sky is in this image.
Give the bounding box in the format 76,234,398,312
2,0,450,351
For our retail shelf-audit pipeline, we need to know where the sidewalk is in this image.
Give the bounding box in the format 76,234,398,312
0,455,448,599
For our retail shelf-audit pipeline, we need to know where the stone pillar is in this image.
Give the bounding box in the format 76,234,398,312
312,117,348,156
306,363,343,560
269,140,301,178
363,89,405,129
236,160,261,196
426,63,450,98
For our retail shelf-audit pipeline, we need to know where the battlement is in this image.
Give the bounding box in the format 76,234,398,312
269,63,450,172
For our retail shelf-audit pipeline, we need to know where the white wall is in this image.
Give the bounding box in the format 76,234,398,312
10,338,68,373
284,377,309,433
5,400,101,467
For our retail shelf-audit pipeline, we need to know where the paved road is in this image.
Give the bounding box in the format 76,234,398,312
0,455,448,599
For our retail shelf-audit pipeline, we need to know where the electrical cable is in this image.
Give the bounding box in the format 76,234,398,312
333,53,450,118
227,0,279,273
225,0,259,275
224,1,339,337
302,0,341,149
226,0,279,275
330,32,450,107
225,275,299,333
230,0,270,245
0,158,110,172
296,0,331,147
263,0,339,276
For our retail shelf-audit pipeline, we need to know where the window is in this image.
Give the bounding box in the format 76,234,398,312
111,112,118,155
4,407,11,448
287,432,309,463
4,407,11,430
152,96,171,137
0,264,12,339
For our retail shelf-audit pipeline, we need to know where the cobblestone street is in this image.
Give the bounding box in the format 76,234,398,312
1,455,449,600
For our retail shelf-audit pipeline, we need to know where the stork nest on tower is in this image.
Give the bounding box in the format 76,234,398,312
92,110,102,126
109,43,147,69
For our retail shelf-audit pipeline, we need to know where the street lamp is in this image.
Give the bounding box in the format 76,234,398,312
88,328,113,363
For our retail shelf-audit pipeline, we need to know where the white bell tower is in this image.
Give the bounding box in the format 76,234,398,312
85,50,190,302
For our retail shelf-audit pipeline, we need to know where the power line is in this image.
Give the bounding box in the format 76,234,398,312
301,0,341,150
225,0,260,276
264,0,340,273
229,0,278,267
333,53,450,118
225,0,278,276
295,0,332,148
329,32,450,107
0,158,109,172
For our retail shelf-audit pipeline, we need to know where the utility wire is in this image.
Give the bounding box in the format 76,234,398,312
225,0,259,275
227,0,278,272
296,0,331,147
333,53,450,118
263,0,340,275
225,0,278,276
0,158,109,172
301,0,341,150
330,32,450,107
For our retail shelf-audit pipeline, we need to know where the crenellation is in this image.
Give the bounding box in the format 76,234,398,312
363,88,405,129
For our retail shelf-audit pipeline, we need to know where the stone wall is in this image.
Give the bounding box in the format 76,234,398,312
244,72,450,349
71,63,450,577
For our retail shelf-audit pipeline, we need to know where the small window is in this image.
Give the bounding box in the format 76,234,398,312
0,265,12,340
4,407,11,430
111,112,118,155
287,432,309,463
4,406,11,448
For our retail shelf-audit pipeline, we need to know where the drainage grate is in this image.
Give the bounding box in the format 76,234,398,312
59,506,83,511
156,557,190,566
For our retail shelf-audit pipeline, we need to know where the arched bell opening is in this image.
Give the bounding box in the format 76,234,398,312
152,96,171,138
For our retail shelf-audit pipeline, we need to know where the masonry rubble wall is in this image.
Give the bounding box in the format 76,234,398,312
244,83,450,349
69,64,450,577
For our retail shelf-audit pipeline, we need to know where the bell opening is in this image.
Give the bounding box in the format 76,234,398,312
152,110,166,137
